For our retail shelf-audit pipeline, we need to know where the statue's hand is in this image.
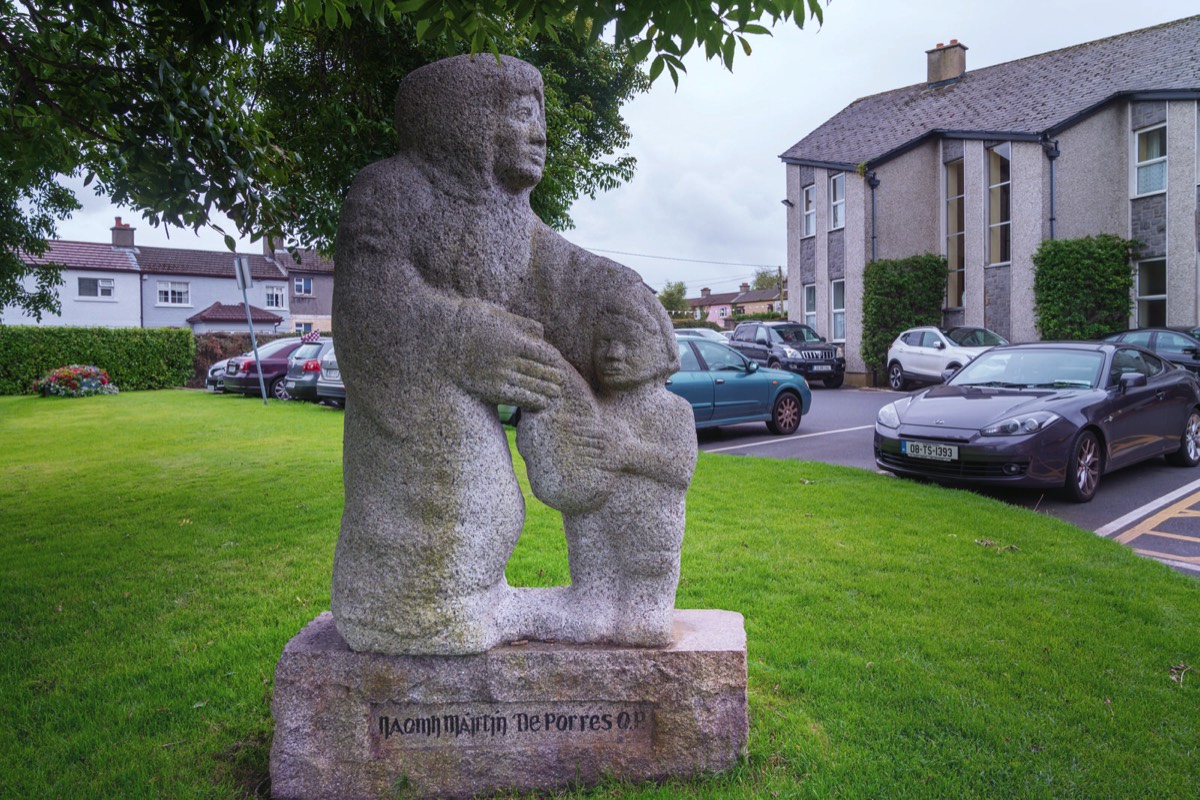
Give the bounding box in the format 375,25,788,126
456,301,566,411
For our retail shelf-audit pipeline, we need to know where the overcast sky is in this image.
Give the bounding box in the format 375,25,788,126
53,1,1197,297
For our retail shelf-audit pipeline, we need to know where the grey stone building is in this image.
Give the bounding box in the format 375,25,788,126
780,16,1200,381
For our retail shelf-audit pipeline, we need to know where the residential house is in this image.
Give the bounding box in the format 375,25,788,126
731,284,788,317
780,16,1200,381
278,245,335,334
688,287,740,328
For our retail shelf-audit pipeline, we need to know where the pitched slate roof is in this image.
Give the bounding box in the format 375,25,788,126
689,291,739,308
781,15,1200,169
20,240,139,272
137,246,288,280
734,288,785,304
274,248,335,275
186,302,283,325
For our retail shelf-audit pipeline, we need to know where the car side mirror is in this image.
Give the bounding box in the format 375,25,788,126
818,336,826,343
941,367,958,382
1119,372,1147,391
1185,346,1199,357
935,341,946,350
747,361,759,373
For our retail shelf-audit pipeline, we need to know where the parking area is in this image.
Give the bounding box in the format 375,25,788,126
698,387,1200,576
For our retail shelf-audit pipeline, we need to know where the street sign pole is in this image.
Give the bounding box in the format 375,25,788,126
235,256,269,405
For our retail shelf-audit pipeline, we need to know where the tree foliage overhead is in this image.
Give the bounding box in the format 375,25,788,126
751,267,783,292
1,0,825,319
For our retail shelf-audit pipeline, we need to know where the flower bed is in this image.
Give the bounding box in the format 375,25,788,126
33,365,119,398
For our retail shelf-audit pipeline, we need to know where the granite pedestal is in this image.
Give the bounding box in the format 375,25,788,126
270,609,748,799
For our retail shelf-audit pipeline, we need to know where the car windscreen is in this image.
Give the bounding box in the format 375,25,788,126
772,326,819,344
945,327,1008,347
950,349,1104,389
291,343,324,360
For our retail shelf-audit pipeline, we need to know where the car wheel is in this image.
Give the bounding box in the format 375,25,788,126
822,374,844,389
766,392,802,435
271,377,291,401
768,359,783,371
887,361,906,391
1165,409,1200,467
1064,429,1102,503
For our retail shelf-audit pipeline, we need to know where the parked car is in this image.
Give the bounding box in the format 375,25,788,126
204,358,230,392
874,341,1200,502
670,337,811,435
1102,328,1200,375
283,337,335,402
223,337,306,400
673,328,729,343
886,326,1008,390
316,347,345,407
726,321,846,388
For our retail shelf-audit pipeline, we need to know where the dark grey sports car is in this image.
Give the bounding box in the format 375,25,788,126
874,342,1200,502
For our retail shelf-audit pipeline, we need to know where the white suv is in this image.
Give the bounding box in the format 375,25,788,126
886,326,1008,390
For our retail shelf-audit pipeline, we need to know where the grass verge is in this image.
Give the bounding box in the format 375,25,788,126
1,391,1198,798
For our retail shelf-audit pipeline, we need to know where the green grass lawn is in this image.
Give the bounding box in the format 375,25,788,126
2,391,1198,799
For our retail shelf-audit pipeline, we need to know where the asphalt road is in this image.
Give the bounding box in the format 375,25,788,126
696,386,1200,551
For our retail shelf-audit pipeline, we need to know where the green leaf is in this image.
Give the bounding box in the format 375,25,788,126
648,54,665,83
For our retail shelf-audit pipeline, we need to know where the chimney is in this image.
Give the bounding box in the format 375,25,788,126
111,217,135,248
263,235,277,258
739,282,750,294
926,39,967,86
701,287,711,298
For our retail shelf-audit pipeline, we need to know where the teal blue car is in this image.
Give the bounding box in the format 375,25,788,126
672,337,811,434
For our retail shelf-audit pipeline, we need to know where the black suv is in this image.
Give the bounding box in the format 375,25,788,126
728,321,846,388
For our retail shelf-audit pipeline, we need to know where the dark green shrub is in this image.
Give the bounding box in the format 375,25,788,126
1033,235,1136,340
861,253,947,374
0,327,194,394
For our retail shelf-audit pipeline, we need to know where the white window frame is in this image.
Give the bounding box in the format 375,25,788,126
718,307,727,318
156,280,190,306
801,184,816,237
77,276,115,300
294,321,314,334
293,277,314,296
803,283,817,329
986,143,1011,267
830,279,845,342
265,284,286,309
945,159,965,307
1133,124,1167,197
829,173,845,230
1136,259,1167,327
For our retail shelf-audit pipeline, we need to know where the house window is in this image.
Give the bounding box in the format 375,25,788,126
945,159,965,307
265,284,286,309
156,281,190,306
830,279,845,341
78,277,114,298
803,283,817,328
294,321,314,334
294,277,313,296
829,173,845,230
802,184,816,237
718,307,727,318
1136,259,1167,327
1134,125,1167,196
987,143,1011,266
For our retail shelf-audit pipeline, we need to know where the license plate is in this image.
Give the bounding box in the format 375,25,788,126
902,440,958,461
811,365,832,372
325,369,340,380
286,382,296,389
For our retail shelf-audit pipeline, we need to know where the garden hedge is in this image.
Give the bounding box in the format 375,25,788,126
1032,234,1135,340
0,326,195,395
861,253,947,375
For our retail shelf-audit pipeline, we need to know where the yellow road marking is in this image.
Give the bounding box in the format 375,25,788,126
1130,530,1200,544
1134,549,1200,565
1113,493,1200,544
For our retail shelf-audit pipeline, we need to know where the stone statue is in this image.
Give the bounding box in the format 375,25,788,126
330,54,695,656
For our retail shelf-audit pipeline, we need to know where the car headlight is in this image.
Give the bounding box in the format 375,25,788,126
782,347,801,359
876,402,901,429
981,412,1060,436
835,346,844,358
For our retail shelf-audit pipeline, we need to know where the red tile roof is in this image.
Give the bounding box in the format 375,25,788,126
186,302,284,324
20,240,140,272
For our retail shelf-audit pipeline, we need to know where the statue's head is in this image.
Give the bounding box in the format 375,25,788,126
394,55,546,196
592,301,680,390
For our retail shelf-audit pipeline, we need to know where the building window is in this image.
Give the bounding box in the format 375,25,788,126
294,321,314,334
987,143,1011,266
803,283,817,328
265,284,286,309
156,281,190,306
1134,125,1167,196
78,277,114,298
294,277,313,296
802,184,816,237
1136,259,1166,327
829,172,845,230
830,279,845,341
945,159,965,307
718,307,727,318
